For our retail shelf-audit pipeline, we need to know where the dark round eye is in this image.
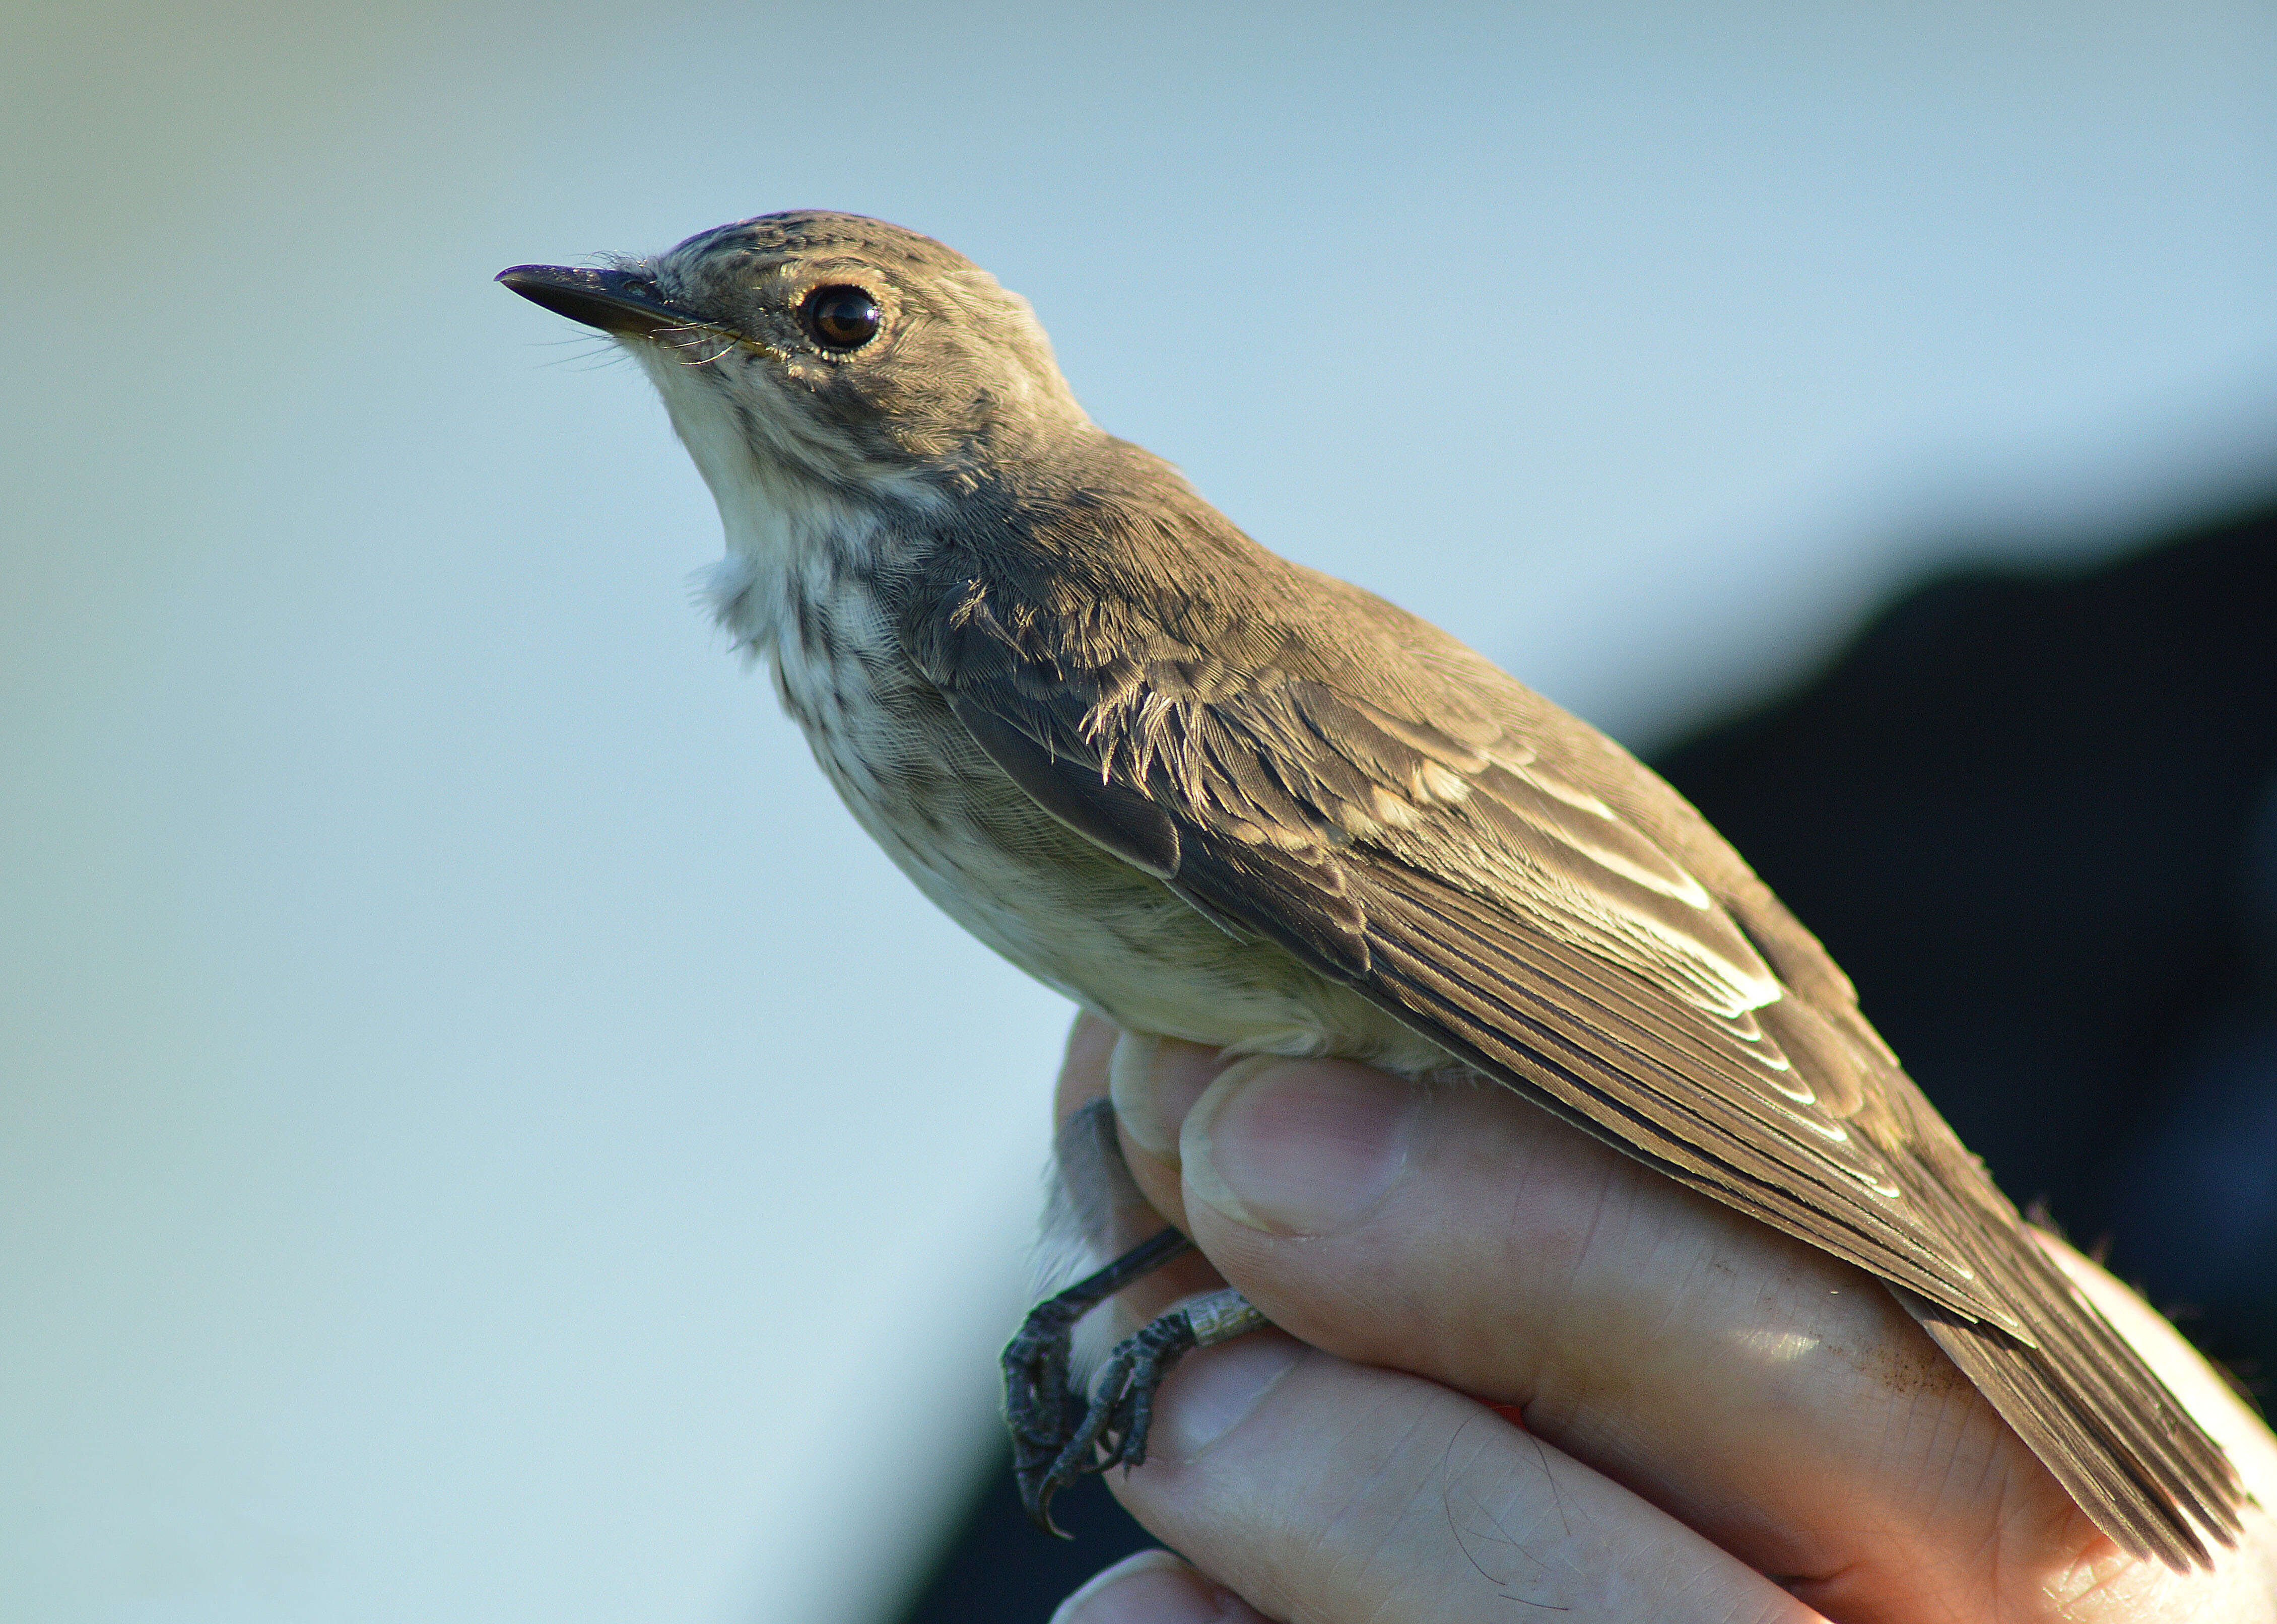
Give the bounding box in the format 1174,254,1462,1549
801,285,882,350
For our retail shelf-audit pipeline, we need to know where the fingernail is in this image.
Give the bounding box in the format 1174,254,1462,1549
1109,1033,1223,1167
1181,1059,1417,1235
1051,1548,1254,1624
1151,1332,1304,1461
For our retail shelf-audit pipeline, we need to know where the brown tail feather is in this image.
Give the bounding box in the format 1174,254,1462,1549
1900,1251,2244,1571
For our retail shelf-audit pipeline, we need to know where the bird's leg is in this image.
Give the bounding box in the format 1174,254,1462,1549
1003,1225,1196,1532
1004,1095,1277,1531
1034,1285,1271,1521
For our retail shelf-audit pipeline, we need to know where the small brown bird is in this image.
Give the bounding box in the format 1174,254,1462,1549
499,211,2242,1565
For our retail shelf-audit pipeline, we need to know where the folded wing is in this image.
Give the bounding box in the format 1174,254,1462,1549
908,532,2240,1567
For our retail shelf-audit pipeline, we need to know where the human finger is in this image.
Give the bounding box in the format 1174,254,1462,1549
1107,1329,1831,1624
1050,1549,1271,1624
1111,1036,2221,1622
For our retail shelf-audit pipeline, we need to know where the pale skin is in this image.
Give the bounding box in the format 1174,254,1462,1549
1046,1015,2277,1624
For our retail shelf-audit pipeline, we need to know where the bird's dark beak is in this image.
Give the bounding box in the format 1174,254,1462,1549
495,264,695,338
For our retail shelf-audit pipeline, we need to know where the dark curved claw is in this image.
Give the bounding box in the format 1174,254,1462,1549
1000,1227,1194,1535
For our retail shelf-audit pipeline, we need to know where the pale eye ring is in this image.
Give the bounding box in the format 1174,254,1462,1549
801,285,882,350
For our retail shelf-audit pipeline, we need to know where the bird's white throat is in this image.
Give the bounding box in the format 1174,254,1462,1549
632,343,892,662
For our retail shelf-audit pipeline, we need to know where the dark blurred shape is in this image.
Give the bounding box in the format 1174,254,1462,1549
894,1445,1150,1624
892,495,2277,1623
1659,495,2277,1378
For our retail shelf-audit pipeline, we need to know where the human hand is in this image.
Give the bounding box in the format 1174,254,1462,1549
1047,1016,2277,1623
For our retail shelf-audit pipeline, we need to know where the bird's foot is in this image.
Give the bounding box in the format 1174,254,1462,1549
1003,1226,1192,1535
1009,1279,1269,1534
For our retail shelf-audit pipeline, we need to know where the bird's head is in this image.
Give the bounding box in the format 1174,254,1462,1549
499,211,1091,513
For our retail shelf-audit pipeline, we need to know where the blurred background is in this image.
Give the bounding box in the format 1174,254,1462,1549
4,3,2273,1621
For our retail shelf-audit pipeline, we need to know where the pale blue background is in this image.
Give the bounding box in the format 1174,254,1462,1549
4,3,2273,1620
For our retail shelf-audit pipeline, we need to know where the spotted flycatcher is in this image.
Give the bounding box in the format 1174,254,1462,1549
500,212,2241,1565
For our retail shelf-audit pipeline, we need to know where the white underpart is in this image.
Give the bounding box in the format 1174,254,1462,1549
630,334,1447,1077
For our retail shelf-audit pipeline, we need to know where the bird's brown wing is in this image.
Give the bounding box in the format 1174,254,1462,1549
908,547,2241,1567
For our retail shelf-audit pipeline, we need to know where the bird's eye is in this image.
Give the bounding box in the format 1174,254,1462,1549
802,285,882,350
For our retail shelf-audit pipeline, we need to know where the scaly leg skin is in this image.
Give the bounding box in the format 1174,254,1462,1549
1006,1096,1273,1532
1003,1226,1194,1534
1008,1264,1272,1533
